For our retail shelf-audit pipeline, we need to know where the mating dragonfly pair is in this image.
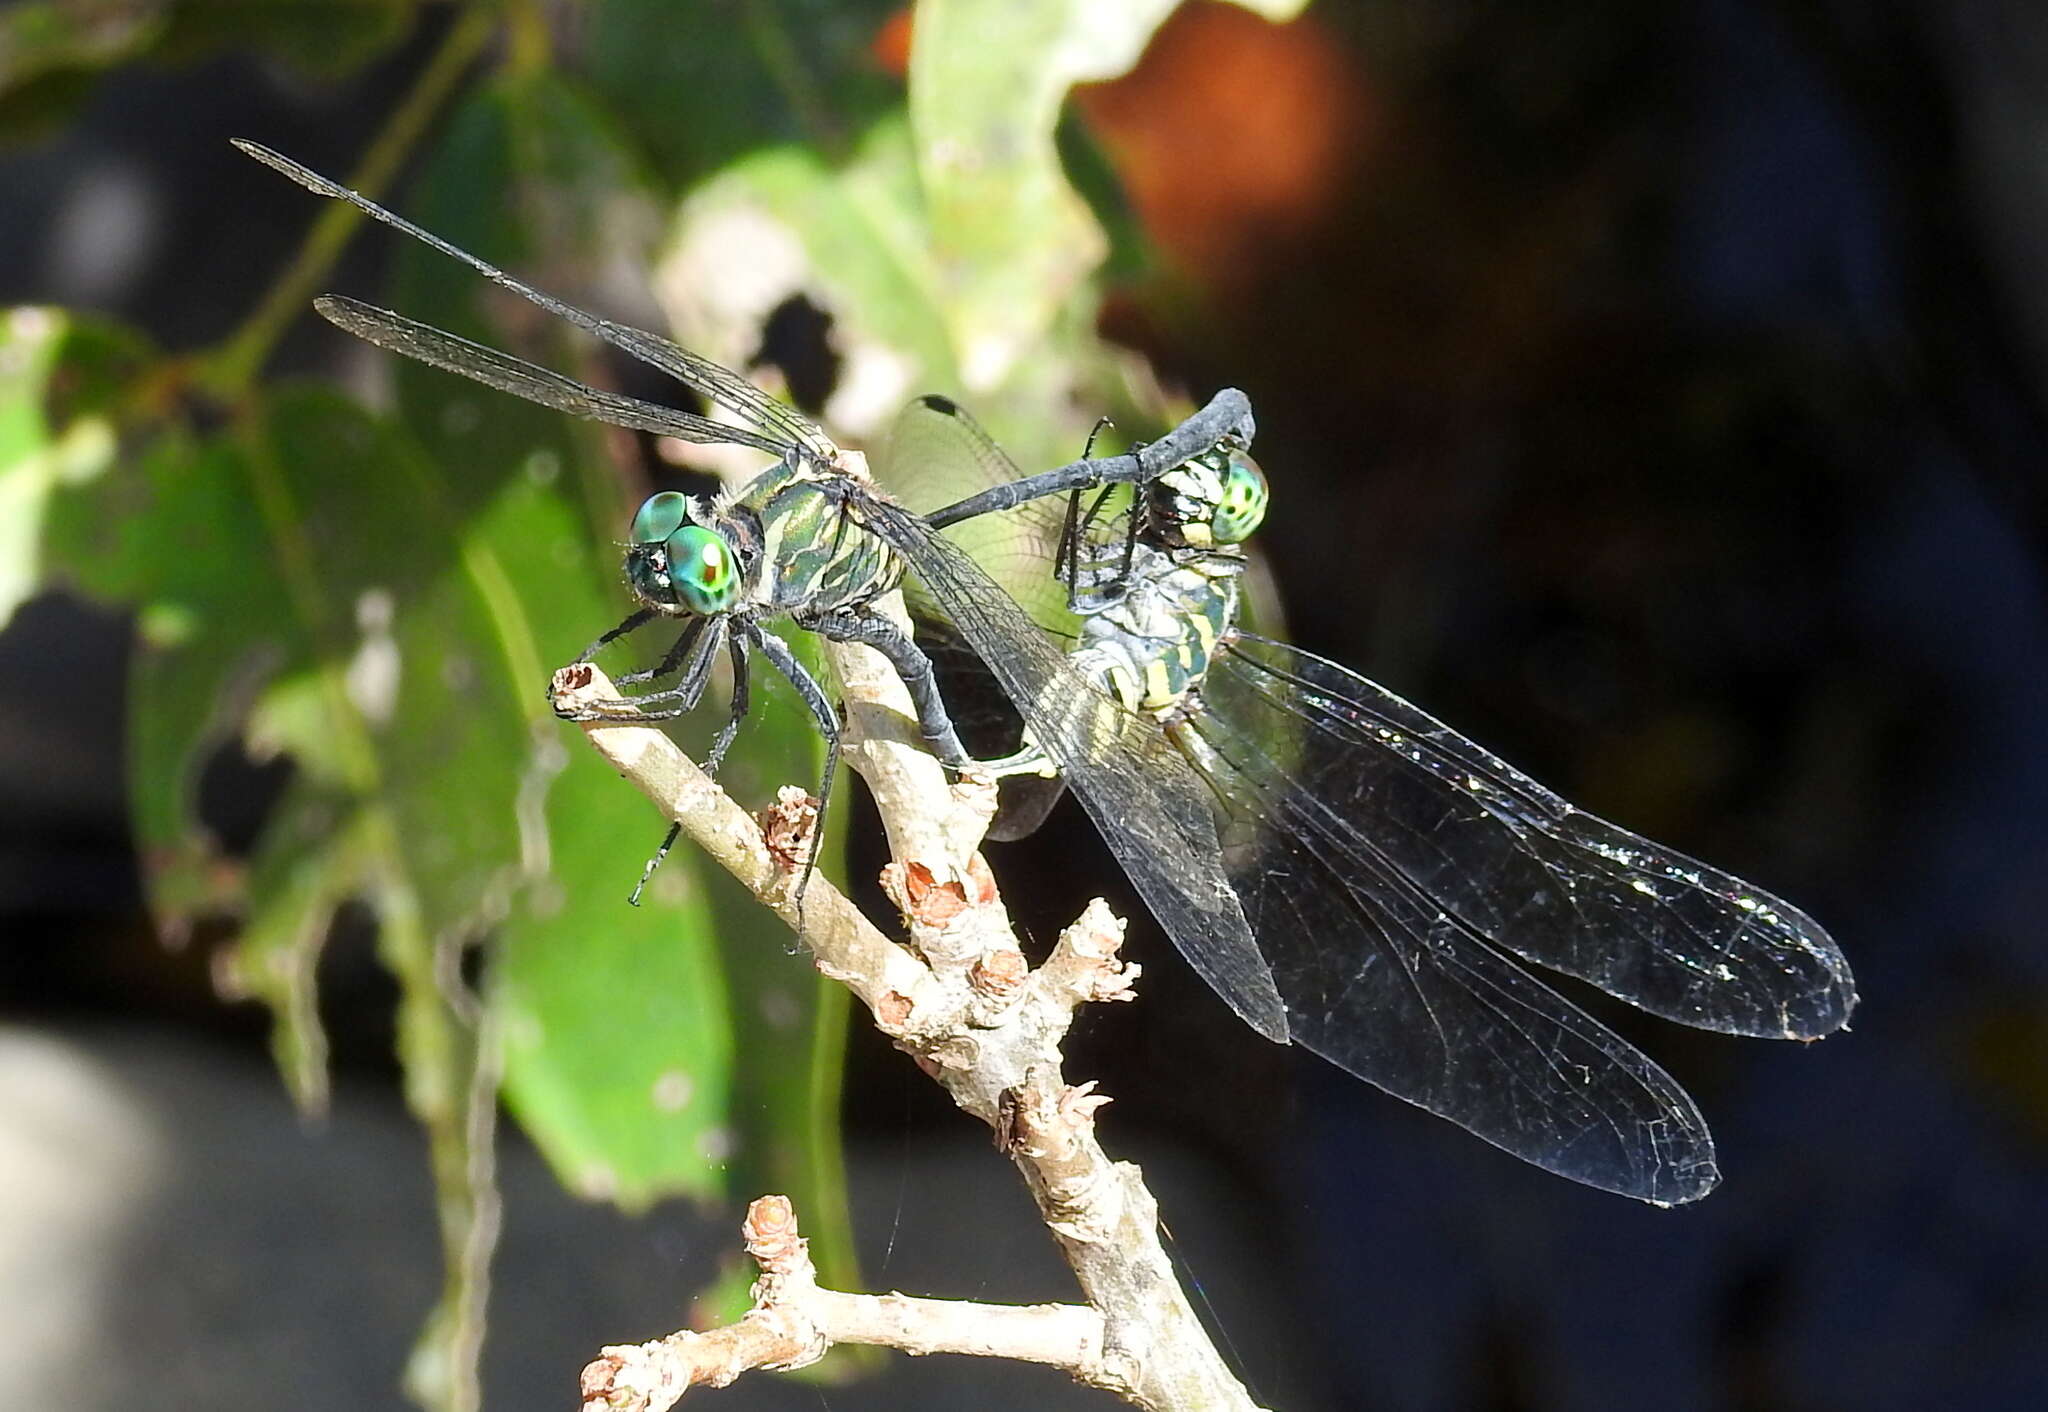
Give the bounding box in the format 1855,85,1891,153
241,141,1855,1207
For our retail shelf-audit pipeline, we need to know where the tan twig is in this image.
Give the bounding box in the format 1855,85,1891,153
553,612,1268,1411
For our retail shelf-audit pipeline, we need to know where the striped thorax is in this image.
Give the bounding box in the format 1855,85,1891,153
624,454,904,622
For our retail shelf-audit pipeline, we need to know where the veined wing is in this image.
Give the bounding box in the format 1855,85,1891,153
1195,632,1856,1040
879,396,1079,839
856,495,1287,1042
1180,692,1719,1202
891,611,1070,842
237,139,836,461
316,296,794,456
881,395,1077,631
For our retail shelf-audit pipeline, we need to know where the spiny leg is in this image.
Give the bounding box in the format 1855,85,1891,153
1111,488,1141,598
624,618,738,905
703,630,752,776
1062,415,1119,605
800,607,973,768
1054,415,1123,607
1059,491,1085,607
748,624,842,914
671,615,728,712
629,826,682,907
618,616,708,686
562,615,728,723
1058,483,1127,613
573,606,657,665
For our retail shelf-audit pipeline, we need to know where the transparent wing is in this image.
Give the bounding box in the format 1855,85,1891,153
1183,695,1720,1201
315,296,793,455
905,617,1070,841
1197,633,1856,1040
879,396,1083,839
856,496,1286,1041
880,395,1076,630
238,139,835,460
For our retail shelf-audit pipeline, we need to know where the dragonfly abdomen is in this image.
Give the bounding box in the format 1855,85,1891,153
1073,545,1243,714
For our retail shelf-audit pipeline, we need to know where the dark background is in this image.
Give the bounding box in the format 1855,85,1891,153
3,2,2045,1408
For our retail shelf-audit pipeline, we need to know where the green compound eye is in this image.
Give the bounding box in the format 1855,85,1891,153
664,524,739,614
1209,451,1268,545
629,491,691,545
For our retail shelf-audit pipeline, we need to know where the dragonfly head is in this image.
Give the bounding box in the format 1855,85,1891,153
1149,444,1268,549
624,490,742,616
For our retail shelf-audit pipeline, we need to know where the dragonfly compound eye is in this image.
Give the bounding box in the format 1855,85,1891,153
665,525,739,614
1209,450,1268,545
630,491,692,545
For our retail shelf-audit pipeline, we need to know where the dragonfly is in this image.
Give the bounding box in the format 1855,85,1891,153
234,140,1290,1025
888,395,1858,1205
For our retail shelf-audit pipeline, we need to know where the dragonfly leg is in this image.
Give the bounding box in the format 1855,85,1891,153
1058,485,1129,612
557,615,728,722
627,824,681,907
618,616,708,686
625,624,746,906
746,624,841,912
571,606,658,665
704,629,752,776
977,738,1058,780
1058,416,1121,607
801,607,973,769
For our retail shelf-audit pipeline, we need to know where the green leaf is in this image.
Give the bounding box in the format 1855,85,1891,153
584,0,900,186
0,1,168,97
908,0,1114,391
663,120,959,421
377,77,751,1210
907,0,1306,391
157,0,417,80
1,307,106,629
221,782,370,1111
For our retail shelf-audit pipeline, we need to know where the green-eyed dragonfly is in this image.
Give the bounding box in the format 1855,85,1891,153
889,395,1857,1205
235,141,1291,1028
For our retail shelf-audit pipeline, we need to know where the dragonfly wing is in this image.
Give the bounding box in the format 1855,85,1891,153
983,776,1072,843
880,396,1076,629
238,140,836,460
1177,693,1721,1204
907,616,1071,839
1199,633,1856,1039
315,297,793,455
878,396,1086,840
860,498,1286,1041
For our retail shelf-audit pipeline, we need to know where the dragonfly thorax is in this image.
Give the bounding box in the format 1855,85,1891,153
741,466,905,614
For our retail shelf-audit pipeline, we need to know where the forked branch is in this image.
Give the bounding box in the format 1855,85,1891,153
552,619,1268,1412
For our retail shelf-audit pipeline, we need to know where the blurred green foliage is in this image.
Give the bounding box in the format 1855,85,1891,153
0,1,1300,1407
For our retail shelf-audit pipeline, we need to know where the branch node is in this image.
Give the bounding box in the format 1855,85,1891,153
755,787,820,873
969,944,1028,1001
742,1194,811,1280
1034,900,1139,1013
1009,1068,1120,1236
